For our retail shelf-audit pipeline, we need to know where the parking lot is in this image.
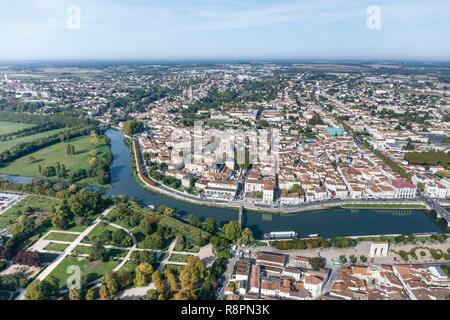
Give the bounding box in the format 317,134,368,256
0,192,24,216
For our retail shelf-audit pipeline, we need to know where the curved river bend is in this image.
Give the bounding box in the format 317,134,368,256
103,130,448,239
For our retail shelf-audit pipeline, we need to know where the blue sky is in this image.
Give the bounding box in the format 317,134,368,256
0,0,449,60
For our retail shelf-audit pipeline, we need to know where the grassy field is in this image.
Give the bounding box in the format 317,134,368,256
0,121,34,136
341,203,427,209
163,264,183,273
0,195,60,229
121,261,138,273
0,135,110,184
44,232,79,242
169,254,191,263
0,127,68,153
44,242,69,252
72,245,92,255
41,253,59,264
55,224,87,233
47,256,119,290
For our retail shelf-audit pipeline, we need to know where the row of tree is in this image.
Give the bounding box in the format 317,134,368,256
0,111,91,128
0,123,62,141
0,125,95,164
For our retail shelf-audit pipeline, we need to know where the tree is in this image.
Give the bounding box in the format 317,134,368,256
179,256,206,291
143,234,163,249
123,120,144,136
69,288,82,300
117,269,134,289
152,271,165,294
25,281,49,300
90,131,100,147
89,157,98,168
99,285,111,300
25,276,60,300
112,229,131,247
222,221,242,242
164,269,178,292
202,218,218,234
145,289,158,300
173,290,194,300
85,287,98,300
159,205,175,217
12,251,42,267
135,263,154,287
103,271,120,295
98,229,112,243
132,251,157,266
90,241,108,262
187,214,201,227
309,257,324,270
239,228,254,245
44,276,60,297
139,217,155,236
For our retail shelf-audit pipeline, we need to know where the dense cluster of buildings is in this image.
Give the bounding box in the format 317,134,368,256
223,252,450,301
130,67,447,206
327,264,450,300
224,252,328,300
2,63,449,207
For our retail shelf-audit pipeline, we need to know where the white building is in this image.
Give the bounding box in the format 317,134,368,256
263,186,274,203
204,181,239,200
303,276,324,298
392,180,417,199
369,242,389,257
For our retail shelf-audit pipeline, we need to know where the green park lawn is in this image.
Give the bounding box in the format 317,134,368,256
0,121,35,136
0,127,68,153
44,232,79,242
0,195,60,230
0,135,110,185
163,264,183,273
44,242,69,252
48,256,119,290
169,253,192,263
121,261,138,273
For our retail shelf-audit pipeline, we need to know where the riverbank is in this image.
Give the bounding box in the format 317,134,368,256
102,129,448,238
128,136,442,216
340,203,427,210
130,137,241,211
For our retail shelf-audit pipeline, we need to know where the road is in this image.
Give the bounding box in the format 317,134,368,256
216,256,238,300
320,267,338,295
157,238,178,272
421,194,450,226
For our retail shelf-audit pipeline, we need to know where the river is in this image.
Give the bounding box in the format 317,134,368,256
103,129,448,239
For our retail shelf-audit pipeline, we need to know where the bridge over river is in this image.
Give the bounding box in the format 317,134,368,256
422,196,450,227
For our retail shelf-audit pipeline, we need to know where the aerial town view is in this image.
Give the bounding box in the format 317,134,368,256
0,0,449,309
